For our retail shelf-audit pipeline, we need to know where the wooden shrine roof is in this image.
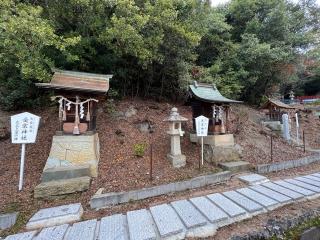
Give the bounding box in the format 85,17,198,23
36,69,112,94
189,81,242,104
262,98,297,109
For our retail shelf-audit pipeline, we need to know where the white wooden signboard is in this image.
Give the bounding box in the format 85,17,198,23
11,112,41,190
195,115,209,137
195,115,209,166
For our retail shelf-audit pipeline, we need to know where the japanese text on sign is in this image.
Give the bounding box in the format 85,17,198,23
11,112,41,144
195,115,209,137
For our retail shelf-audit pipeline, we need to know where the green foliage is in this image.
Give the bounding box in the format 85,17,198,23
0,0,319,109
133,143,147,157
270,216,320,240
0,0,79,110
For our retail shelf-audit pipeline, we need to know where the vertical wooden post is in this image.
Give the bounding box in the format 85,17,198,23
225,106,229,133
303,130,306,153
270,135,273,162
150,141,153,181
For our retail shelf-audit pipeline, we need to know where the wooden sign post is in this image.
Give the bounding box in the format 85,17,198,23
11,112,40,191
195,115,209,167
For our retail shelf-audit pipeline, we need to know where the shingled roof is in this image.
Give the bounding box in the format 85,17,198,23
189,81,242,104
262,98,297,109
36,69,112,94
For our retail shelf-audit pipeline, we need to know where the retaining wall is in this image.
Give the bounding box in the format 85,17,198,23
256,154,320,174
90,171,232,209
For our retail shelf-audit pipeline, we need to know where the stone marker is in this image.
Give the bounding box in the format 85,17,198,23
64,219,97,240
262,182,303,200
4,231,36,240
34,176,90,199
0,212,18,230
218,161,250,172
238,174,269,185
236,188,278,209
223,191,263,213
127,209,157,240
150,204,184,238
35,224,69,240
249,185,291,203
98,214,128,240
171,200,207,229
284,179,320,193
274,180,315,196
207,193,247,218
189,196,228,224
26,203,83,230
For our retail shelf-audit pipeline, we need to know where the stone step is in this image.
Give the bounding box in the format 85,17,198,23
127,209,157,240
222,191,264,213
150,204,184,239
171,200,207,229
34,176,91,199
262,182,304,200
189,196,228,225
34,224,69,240
4,231,36,240
249,185,292,204
311,173,320,179
218,161,250,172
274,180,315,196
238,174,269,185
236,188,279,210
98,214,128,240
26,203,83,230
207,193,247,218
296,176,320,187
41,165,91,182
64,219,97,240
304,175,320,182
284,179,320,193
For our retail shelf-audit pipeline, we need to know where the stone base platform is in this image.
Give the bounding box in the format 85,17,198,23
44,133,100,177
190,133,234,147
34,177,91,199
219,161,251,172
167,154,186,168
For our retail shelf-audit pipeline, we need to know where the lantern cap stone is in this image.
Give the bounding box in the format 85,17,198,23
164,107,188,122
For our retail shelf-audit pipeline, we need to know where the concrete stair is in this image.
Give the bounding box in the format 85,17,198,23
7,172,320,240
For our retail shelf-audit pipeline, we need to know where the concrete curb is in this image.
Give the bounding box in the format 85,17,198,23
90,171,232,209
256,154,320,174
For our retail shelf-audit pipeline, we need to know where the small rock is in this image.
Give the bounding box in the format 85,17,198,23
124,106,137,118
115,129,125,137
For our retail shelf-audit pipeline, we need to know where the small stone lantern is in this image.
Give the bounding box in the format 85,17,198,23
164,107,188,168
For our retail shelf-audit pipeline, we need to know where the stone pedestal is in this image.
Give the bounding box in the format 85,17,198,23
167,130,186,168
167,154,186,168
190,133,234,147
44,133,100,177
190,133,242,164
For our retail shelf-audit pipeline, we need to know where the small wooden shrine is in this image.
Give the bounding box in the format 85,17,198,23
261,98,296,122
36,69,112,135
189,81,241,135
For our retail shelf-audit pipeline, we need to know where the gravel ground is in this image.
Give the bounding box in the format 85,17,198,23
0,99,318,237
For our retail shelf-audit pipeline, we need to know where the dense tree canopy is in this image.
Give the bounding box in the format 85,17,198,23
0,0,319,110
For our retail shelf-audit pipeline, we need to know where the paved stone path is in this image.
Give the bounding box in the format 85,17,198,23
4,172,320,240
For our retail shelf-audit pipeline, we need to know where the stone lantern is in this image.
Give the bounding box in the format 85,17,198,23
164,107,188,168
